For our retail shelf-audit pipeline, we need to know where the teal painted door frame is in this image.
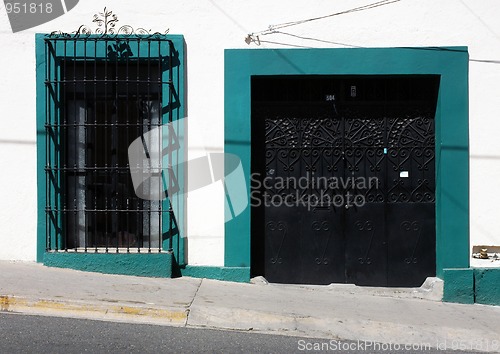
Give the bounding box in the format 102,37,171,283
35,34,187,269
224,47,469,280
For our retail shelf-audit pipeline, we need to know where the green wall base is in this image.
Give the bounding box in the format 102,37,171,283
474,268,500,306
443,267,500,306
43,252,174,278
443,268,474,304
180,266,250,283
43,253,250,283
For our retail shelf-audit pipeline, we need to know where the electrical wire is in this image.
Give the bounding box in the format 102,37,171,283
250,0,401,37
257,40,312,48
459,0,500,42
273,31,363,48
255,34,500,64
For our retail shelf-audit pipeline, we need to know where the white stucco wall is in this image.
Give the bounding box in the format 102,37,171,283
0,0,499,264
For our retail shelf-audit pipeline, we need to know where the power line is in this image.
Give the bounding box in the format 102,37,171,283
207,0,250,33
249,0,401,38
254,34,500,64
459,0,500,42
273,31,363,48
469,59,500,64
243,0,500,64
258,40,312,49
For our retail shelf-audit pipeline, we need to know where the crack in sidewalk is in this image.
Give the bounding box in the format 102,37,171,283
185,278,203,326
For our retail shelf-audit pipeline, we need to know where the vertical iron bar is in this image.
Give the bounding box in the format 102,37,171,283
53,39,59,252
147,39,152,253
55,39,59,251
92,39,100,253
136,39,141,253
168,41,174,253
93,38,98,253
126,38,130,253
157,40,162,253
45,40,51,252
115,39,119,253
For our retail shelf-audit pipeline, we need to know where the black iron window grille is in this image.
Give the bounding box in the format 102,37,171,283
43,9,180,253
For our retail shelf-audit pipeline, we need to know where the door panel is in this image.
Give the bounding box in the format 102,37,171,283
252,76,437,287
264,207,302,284
263,111,346,284
386,113,436,286
301,206,345,285
387,203,435,287
345,204,387,286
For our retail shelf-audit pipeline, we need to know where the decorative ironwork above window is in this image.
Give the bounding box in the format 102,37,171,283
49,7,170,38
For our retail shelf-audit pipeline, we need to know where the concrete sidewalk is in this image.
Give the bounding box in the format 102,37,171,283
1,261,499,352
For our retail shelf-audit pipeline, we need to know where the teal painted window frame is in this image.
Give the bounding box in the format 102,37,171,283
224,47,469,279
35,34,186,265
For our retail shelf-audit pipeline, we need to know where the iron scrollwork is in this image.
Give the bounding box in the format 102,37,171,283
401,221,421,264
48,7,170,38
312,221,331,265
267,221,286,264
387,114,435,203
355,220,374,265
261,106,435,205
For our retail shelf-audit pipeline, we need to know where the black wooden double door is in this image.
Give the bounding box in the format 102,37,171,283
254,104,435,287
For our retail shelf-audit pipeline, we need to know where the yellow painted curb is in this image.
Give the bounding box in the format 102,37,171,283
0,295,188,325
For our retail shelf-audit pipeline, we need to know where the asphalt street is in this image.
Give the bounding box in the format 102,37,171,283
0,312,485,354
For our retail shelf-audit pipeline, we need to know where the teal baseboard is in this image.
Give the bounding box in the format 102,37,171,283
474,268,500,306
43,252,174,278
180,265,250,283
43,253,250,283
443,268,474,304
443,267,500,306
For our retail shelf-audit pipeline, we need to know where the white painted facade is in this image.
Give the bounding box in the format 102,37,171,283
0,0,499,265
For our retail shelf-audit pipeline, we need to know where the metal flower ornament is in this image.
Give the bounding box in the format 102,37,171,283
49,7,170,37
